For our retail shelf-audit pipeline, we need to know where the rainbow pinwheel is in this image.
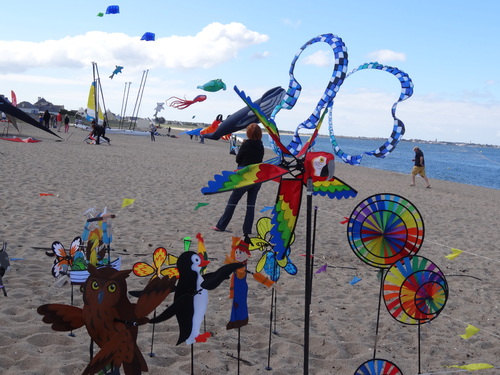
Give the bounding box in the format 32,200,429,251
383,255,448,325
347,194,424,268
354,358,404,375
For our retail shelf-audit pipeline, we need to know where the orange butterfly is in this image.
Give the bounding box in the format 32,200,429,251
51,237,84,277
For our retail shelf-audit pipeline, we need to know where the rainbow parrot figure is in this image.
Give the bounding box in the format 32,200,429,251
202,101,358,281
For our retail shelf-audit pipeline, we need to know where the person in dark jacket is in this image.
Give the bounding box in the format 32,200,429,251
211,123,264,237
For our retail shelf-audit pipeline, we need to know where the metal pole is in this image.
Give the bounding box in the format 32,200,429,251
304,178,313,375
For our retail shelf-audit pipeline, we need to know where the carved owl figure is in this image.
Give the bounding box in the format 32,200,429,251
38,264,176,375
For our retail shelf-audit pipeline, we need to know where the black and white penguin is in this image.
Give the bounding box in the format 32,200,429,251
150,251,243,345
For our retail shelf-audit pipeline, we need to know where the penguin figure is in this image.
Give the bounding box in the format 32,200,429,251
150,251,243,345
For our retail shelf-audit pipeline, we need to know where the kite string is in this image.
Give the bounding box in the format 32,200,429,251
426,240,500,264
440,313,500,340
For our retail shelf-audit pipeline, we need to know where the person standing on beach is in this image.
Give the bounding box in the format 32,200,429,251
211,123,264,239
64,114,70,133
411,146,431,188
56,112,63,131
149,122,156,141
43,110,51,128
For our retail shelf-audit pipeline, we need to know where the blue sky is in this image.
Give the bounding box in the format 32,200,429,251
1,0,498,145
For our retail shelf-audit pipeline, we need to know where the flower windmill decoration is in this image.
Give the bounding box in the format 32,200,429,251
133,247,179,280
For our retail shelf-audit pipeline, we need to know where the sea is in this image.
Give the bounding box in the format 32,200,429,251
252,135,500,190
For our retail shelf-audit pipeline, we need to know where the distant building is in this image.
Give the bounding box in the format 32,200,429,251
18,97,64,115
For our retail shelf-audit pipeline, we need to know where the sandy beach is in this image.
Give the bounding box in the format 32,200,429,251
0,124,499,375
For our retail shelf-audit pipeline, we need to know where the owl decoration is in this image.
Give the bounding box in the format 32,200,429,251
38,265,176,375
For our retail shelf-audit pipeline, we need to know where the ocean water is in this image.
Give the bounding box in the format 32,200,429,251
256,135,500,190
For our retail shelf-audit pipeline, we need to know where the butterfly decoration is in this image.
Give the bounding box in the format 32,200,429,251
50,237,85,278
133,247,179,280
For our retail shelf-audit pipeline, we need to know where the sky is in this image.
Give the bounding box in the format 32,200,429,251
1,0,499,145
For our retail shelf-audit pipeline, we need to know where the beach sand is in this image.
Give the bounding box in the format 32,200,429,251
1,124,499,374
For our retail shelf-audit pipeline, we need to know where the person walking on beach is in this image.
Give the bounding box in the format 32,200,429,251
411,146,431,188
149,122,156,141
211,123,264,239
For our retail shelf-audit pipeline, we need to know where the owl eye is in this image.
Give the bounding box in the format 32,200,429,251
91,281,99,290
107,283,117,293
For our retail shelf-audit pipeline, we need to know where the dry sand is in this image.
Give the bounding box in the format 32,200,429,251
0,124,499,374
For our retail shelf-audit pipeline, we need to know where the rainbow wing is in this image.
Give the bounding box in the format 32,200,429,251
201,163,288,195
270,178,303,261
312,175,358,199
234,86,291,156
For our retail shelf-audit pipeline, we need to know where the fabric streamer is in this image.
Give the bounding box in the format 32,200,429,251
121,198,135,208
445,248,463,260
460,324,480,339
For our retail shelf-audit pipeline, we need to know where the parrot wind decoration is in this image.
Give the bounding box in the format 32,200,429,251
202,106,357,281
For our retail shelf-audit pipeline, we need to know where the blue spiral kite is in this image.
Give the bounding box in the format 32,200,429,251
268,34,413,164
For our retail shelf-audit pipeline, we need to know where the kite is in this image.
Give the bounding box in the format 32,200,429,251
166,95,207,110
0,136,41,143
141,32,155,41
0,96,61,139
97,12,104,17
179,128,203,136
347,194,424,268
109,65,123,79
149,251,244,345
200,114,223,136
37,265,176,375
105,5,119,14
262,34,412,163
153,102,164,118
197,79,227,92
203,86,285,140
0,242,11,297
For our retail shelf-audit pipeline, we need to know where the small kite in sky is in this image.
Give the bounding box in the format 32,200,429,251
97,12,104,17
105,5,120,14
141,32,155,41
166,95,207,110
109,65,123,79
197,79,227,92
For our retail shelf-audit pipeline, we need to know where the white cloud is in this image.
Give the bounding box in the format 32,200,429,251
0,22,269,73
281,18,302,28
302,50,332,67
367,49,406,63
